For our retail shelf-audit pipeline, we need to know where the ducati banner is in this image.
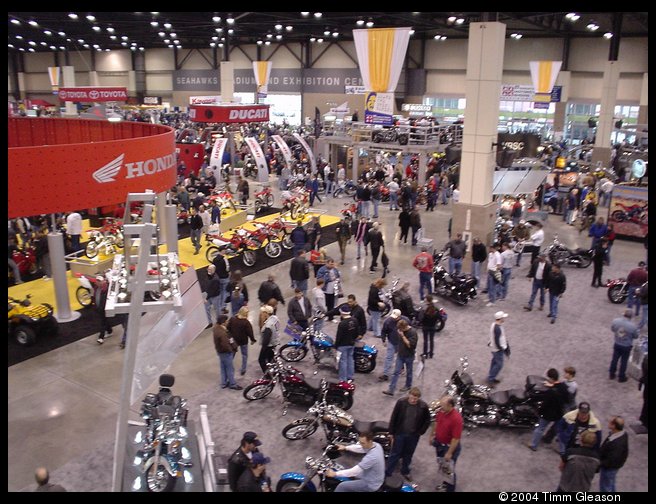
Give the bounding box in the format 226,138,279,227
271,135,293,168
209,137,228,169
292,133,316,173
244,136,269,182
189,104,269,123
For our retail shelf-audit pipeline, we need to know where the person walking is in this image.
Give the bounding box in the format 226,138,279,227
430,395,464,492
417,295,441,359
257,274,285,307
486,311,510,386
352,216,370,260
608,309,639,382
335,217,352,265
555,402,603,457
306,216,322,251
413,246,434,301
546,263,566,324
289,249,310,295
237,176,249,206
287,288,312,330
409,208,421,246
485,244,502,307
599,416,629,492
398,207,411,244
309,175,322,206
316,258,341,321
188,206,203,255
311,278,327,331
228,431,263,492
227,306,256,376
591,239,609,287
203,264,223,328
524,253,550,311
499,242,514,300
379,309,408,382
212,249,231,314
626,261,648,316
213,314,242,390
443,233,466,275
636,280,648,333
388,179,400,211
65,211,82,253
227,270,249,315
471,237,487,287
385,387,432,481
588,217,608,249
198,204,211,237
335,304,360,382
367,278,387,339
258,305,280,372
290,221,308,257
383,319,418,396
511,220,531,267
527,368,570,451
34,467,67,492
368,222,384,273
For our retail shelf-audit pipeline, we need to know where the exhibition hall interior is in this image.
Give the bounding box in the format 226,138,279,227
8,11,648,493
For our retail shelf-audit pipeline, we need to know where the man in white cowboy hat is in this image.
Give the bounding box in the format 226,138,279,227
487,311,510,387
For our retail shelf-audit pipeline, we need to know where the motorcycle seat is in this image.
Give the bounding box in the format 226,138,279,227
572,247,590,255
381,475,403,492
353,420,389,434
304,376,323,392
488,390,511,406
508,388,527,402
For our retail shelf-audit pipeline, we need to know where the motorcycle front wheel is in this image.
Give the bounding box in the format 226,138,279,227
254,198,263,214
205,246,220,263
576,255,592,268
607,285,627,304
355,354,376,373
435,317,446,332
281,234,293,250
76,286,93,307
265,194,274,207
265,241,282,259
147,464,176,492
243,382,275,401
282,419,318,440
611,210,625,222
85,241,99,259
242,250,256,267
327,391,354,411
290,206,299,219
277,481,306,492
279,344,308,362
344,186,357,197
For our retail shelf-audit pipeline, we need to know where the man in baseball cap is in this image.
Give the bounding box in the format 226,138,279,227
236,452,272,492
228,431,263,491
487,311,510,386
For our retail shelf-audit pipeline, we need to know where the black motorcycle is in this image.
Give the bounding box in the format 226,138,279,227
544,235,593,268
432,252,478,305
243,355,355,410
430,357,547,428
372,128,409,145
281,380,392,456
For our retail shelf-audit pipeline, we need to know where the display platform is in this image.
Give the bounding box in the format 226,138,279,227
219,208,247,233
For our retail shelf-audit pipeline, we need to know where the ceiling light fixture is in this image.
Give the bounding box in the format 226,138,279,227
218,43,223,47
68,13,78,20
301,12,310,16
60,46,65,50
164,39,170,43
139,47,144,51
44,30,52,35
19,48,25,51
324,29,330,36
158,32,165,37
226,15,235,24
310,37,316,42
455,17,465,24
216,28,223,33
286,25,293,31
265,41,271,45
447,16,457,23
28,20,38,27
110,35,117,40
11,19,20,25
210,42,216,47
40,41,47,46
77,39,84,44
317,38,324,43
163,23,172,29
212,36,218,40
441,36,447,40
168,44,174,48
213,16,221,22
93,44,100,48
122,42,128,46
58,31,66,36
266,33,273,39
409,29,415,35
50,45,57,50
16,35,23,39
28,47,35,52
92,26,101,31
314,12,322,18
257,40,263,45
603,32,613,39
174,40,180,44
150,21,158,27
83,44,89,48
276,34,282,40
275,24,283,30
587,22,599,31
8,43,14,48
86,15,95,22
106,27,114,33
366,20,374,27
228,29,234,34
121,35,128,40
170,33,177,38
565,12,580,21
332,31,339,37
131,47,137,51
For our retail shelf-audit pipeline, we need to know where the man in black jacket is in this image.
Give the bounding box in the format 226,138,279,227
385,387,431,481
236,452,272,492
289,249,310,295
368,222,385,272
212,250,231,313
599,416,629,492
335,305,360,382
546,263,566,324
524,253,551,312
527,368,570,451
227,431,262,491
287,288,312,330
189,206,203,254
470,237,487,287
203,265,223,328
325,294,367,338
392,282,415,319
383,319,418,396
257,274,285,306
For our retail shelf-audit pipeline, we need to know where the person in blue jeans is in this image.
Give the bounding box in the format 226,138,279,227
546,264,566,324
527,368,569,451
430,395,463,492
378,310,408,382
335,305,359,382
487,311,509,385
609,310,639,382
227,270,248,316
383,320,417,396
524,254,550,311
598,416,629,492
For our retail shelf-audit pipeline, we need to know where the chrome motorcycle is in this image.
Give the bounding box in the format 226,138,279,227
429,357,547,428
137,374,192,492
606,277,629,304
277,443,416,493
281,380,392,455
432,252,477,305
544,235,593,268
242,354,355,411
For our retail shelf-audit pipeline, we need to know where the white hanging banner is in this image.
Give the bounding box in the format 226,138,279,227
47,66,60,90
529,61,562,103
352,27,411,93
252,61,273,95
209,137,228,169
292,133,316,173
244,136,269,182
271,134,294,168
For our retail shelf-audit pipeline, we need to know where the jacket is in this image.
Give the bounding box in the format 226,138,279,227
316,265,341,292
368,229,384,249
367,285,383,312
227,281,249,303
558,446,600,492
527,259,552,280
388,396,432,436
257,280,284,304
556,409,603,452
189,214,203,230
290,226,308,247
399,211,411,230
203,273,223,299
289,256,310,281
409,211,421,228
472,242,488,263
335,316,360,347
444,239,466,259
227,448,252,491
213,254,230,279
213,325,234,354
287,297,312,323
392,290,415,318
381,315,409,345
599,431,629,469
546,270,566,295
538,382,569,421
227,316,255,345
352,220,371,243
397,328,418,358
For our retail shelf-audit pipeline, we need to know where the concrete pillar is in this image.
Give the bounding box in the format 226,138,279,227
17,72,26,100
553,71,571,140
89,70,100,86
221,62,234,102
47,233,81,322
61,66,77,117
592,61,620,167
637,73,648,125
127,70,136,95
453,22,506,263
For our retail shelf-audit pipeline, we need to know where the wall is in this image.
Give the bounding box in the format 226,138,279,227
303,93,366,118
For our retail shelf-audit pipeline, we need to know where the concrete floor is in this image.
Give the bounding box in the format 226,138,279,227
9,180,648,492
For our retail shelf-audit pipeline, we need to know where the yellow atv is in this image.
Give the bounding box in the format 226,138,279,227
8,294,59,346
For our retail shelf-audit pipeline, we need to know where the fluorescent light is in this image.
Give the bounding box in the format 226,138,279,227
265,41,271,45
40,41,47,46
11,19,20,25
356,19,365,26
121,42,128,46
106,27,114,33
164,39,170,43
50,45,56,50
8,44,14,48
86,15,95,22
174,40,180,44
68,13,78,19
83,44,89,48
317,38,324,43
92,26,101,31
60,46,65,50
266,33,272,39
301,12,310,16
324,30,330,36
314,12,322,18
276,34,282,40
448,16,457,23
121,35,128,40
44,30,52,35
163,23,172,29
130,46,136,51
28,47,35,52
29,20,39,26
603,32,613,39
139,47,144,51
58,31,66,36
170,33,177,38
441,36,447,40
110,35,117,40
332,32,338,37
16,35,23,40
286,25,293,31
228,29,234,34
158,32,165,37
150,21,158,27
77,39,85,43
218,43,223,47
275,24,282,30
455,17,465,24
213,16,221,22
29,41,36,46
227,15,235,24
310,37,316,42
257,40,263,45
366,20,374,27
216,28,223,33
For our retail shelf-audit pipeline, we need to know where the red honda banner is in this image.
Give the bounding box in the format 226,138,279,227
58,87,129,102
189,104,269,123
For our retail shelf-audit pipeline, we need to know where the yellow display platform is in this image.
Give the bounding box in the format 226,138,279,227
219,208,248,233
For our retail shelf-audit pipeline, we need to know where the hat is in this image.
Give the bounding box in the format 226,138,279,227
519,219,526,225
578,402,591,414
198,192,205,197
624,309,634,318
242,431,262,446
251,452,270,466
390,309,402,319
261,305,274,315
340,305,352,314
494,311,509,320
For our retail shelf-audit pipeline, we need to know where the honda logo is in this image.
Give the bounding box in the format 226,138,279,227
92,154,124,183
92,153,176,183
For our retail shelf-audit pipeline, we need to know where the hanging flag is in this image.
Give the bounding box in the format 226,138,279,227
47,66,60,91
252,61,273,96
529,61,562,103
353,27,411,125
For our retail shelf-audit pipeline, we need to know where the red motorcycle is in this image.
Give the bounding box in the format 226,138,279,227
611,203,648,224
254,187,275,214
9,245,37,281
606,277,629,304
261,217,294,250
340,202,358,223
205,228,259,266
208,191,237,214
281,190,310,220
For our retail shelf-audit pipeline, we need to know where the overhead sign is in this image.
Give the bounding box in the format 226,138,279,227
402,103,431,112
292,133,316,173
496,133,541,158
173,70,220,91
271,135,294,168
189,104,270,123
189,95,222,105
58,87,128,102
143,96,162,105
330,102,350,114
364,92,394,125
500,84,562,103
345,85,366,95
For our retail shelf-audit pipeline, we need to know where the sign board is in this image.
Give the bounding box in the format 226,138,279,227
209,137,228,169
143,96,162,105
292,133,316,173
243,137,269,182
173,70,220,91
271,135,294,168
364,92,395,126
533,101,550,110
189,104,270,123
608,185,648,239
500,84,562,103
189,96,222,105
496,133,541,158
402,103,431,113
345,85,366,95
58,87,128,102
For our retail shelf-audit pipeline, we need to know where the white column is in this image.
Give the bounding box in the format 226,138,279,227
89,70,100,86
221,62,233,102
17,72,26,99
595,61,620,149
62,66,77,116
638,73,648,124
127,70,136,95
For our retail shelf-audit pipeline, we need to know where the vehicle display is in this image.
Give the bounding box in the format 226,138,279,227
8,294,59,346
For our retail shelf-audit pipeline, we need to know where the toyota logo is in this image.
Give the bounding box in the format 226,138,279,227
59,90,67,99
89,90,100,99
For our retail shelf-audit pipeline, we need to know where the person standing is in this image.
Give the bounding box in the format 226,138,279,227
237,176,249,206
188,206,203,255
412,246,434,301
485,244,502,307
385,387,431,480
417,295,440,359
367,278,387,339
398,207,411,244
337,163,346,184
383,319,418,396
430,395,464,492
290,221,308,257
591,239,609,287
203,264,223,328
289,249,310,295
34,467,67,492
486,311,510,386
316,258,341,320
258,305,280,372
324,432,385,493
311,278,327,331
198,204,211,237
388,179,400,210
371,182,382,218
227,306,256,377
213,314,242,390
236,452,272,492
309,175,323,206
379,309,408,382
306,216,322,251
409,208,421,246
352,216,370,260
335,217,352,265
527,368,570,451
546,263,566,324
608,309,639,382
599,416,629,492
227,431,262,492
511,220,531,267
626,261,648,316
556,430,600,492
287,288,312,330
636,281,648,333
209,199,222,225
471,237,487,287
499,242,514,300
555,402,603,457
335,305,360,382
257,274,285,307
65,211,82,253
227,270,248,315
368,222,384,273
523,221,544,264
212,250,231,314
588,217,608,249
443,233,467,275
524,253,550,311
33,228,50,280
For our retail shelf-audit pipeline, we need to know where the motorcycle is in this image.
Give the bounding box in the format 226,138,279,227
137,374,192,492
9,245,38,280
246,223,284,259
205,228,259,267
281,190,310,220
254,186,275,214
96,217,125,248
611,203,648,224
543,235,593,268
332,180,358,198
261,217,294,250
409,302,448,332
432,252,478,305
429,356,547,429
367,278,400,317
277,443,415,493
372,128,409,145
340,202,358,223
606,277,629,304
73,272,106,307
279,316,378,374
281,380,392,455
243,355,355,411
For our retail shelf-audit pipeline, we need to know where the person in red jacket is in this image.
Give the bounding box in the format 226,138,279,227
626,261,648,316
413,247,434,300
